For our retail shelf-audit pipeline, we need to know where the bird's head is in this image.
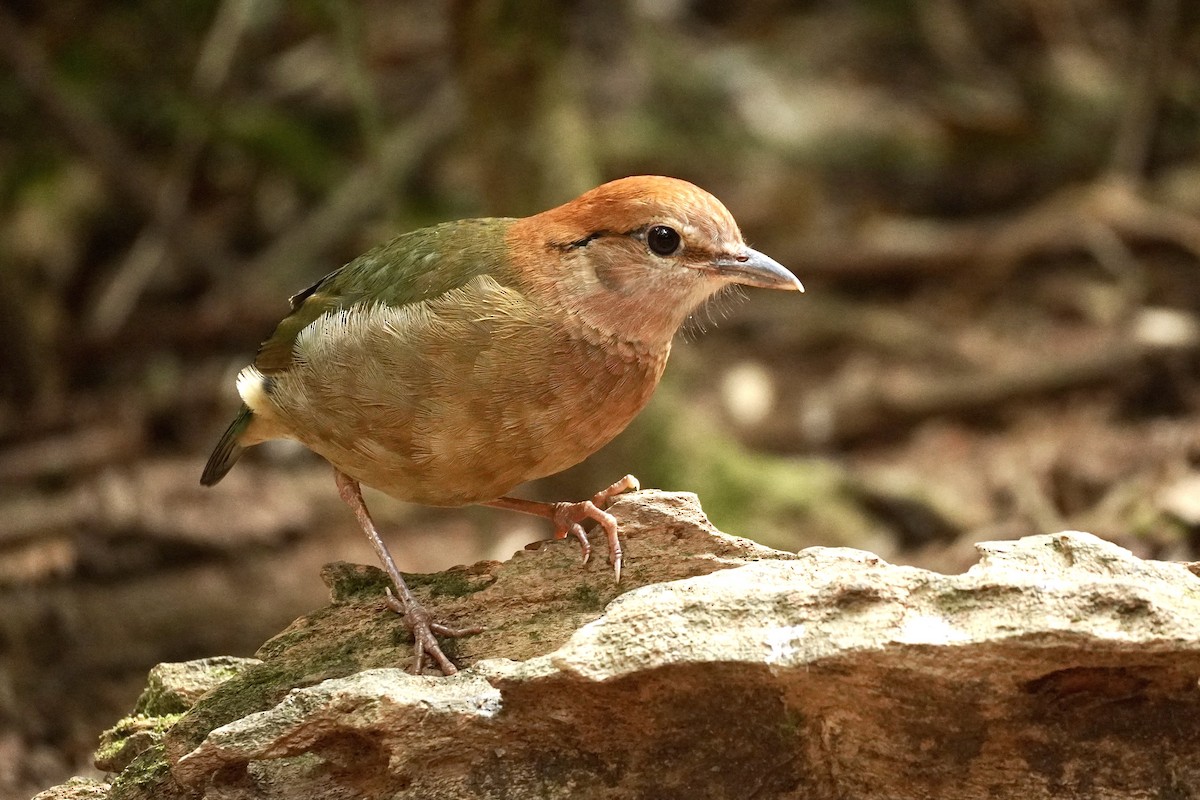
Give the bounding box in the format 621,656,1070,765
508,176,802,347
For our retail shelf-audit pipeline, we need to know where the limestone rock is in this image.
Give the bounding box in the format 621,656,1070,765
31,777,111,800
132,657,264,717
94,657,261,773
36,491,1200,799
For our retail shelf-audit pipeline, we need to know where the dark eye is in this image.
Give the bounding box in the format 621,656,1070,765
647,225,681,256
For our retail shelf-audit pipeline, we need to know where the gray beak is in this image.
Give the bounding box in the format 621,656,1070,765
713,247,803,292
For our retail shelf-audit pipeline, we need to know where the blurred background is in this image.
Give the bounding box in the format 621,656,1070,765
2,0,1200,795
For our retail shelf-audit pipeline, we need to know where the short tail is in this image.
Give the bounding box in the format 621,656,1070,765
201,405,254,486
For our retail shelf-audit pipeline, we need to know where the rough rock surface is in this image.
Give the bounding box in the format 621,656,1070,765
33,490,1200,799
93,657,263,773
31,777,112,800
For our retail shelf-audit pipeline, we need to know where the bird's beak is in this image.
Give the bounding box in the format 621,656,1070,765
712,247,804,292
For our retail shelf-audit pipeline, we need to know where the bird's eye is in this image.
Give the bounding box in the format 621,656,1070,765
647,225,681,256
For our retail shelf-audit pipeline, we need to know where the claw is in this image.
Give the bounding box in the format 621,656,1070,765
558,522,592,564
551,500,623,581
384,587,483,675
483,474,640,581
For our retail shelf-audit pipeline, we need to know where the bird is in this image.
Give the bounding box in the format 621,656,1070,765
201,175,803,675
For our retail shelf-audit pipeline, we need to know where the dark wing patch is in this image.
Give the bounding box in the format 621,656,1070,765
254,290,342,373
287,266,343,310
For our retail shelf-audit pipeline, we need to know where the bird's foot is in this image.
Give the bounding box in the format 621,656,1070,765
335,468,482,676
551,474,640,581
384,588,484,676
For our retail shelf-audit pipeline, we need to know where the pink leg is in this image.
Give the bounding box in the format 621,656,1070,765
484,474,640,582
334,470,481,675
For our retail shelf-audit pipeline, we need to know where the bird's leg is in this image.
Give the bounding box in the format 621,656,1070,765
484,474,640,581
333,469,481,675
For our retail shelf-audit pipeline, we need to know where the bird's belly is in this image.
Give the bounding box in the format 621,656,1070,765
265,301,667,506
317,361,661,504
349,397,627,505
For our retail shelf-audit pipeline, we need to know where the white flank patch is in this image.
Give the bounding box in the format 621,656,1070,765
236,367,271,414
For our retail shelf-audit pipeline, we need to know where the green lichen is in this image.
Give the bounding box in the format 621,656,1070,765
569,583,605,611
108,743,173,800
929,583,1029,617
133,680,189,716
133,657,259,716
104,562,493,795
322,561,392,602
404,568,488,598
168,624,397,760
165,663,295,753
929,587,978,615
256,628,310,660
95,712,183,773
325,560,490,602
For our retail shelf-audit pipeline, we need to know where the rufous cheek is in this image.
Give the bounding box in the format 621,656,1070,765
591,257,642,294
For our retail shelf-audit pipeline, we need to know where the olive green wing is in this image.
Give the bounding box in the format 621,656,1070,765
254,218,514,374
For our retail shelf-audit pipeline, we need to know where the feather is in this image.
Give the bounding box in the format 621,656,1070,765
200,404,254,486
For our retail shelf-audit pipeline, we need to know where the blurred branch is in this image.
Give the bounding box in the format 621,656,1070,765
0,460,325,551
88,235,172,338
0,6,237,279
1106,0,1178,184
194,0,261,96
241,85,459,284
450,0,596,214
723,293,983,369
329,1,392,220
0,423,144,484
915,0,1022,122
88,0,263,339
761,322,1199,449
781,177,1200,282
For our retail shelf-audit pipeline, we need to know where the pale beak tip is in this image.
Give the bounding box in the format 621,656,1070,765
718,247,804,293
